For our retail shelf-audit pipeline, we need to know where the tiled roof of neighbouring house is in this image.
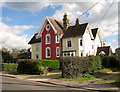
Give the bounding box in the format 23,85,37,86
96,46,112,56
91,28,98,39
28,33,41,44
48,17,63,34
63,23,88,38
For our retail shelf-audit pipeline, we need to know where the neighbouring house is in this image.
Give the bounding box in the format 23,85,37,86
96,46,113,56
29,17,63,60
28,13,111,60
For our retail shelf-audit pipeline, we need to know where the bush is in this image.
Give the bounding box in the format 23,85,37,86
2,63,18,74
17,59,44,75
41,60,60,70
17,59,60,70
60,57,91,78
61,56,102,78
101,56,120,69
87,56,102,74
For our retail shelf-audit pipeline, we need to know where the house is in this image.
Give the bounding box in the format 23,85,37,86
28,13,109,60
96,46,113,56
28,17,63,60
91,28,103,56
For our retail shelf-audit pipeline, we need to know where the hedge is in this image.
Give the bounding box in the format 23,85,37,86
101,56,120,69
17,59,44,75
87,56,102,74
61,56,102,78
17,59,60,70
2,63,18,74
41,60,60,70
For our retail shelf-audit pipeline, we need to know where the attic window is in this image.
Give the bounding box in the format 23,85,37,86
46,24,50,30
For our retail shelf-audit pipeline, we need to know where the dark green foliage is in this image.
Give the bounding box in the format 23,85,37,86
17,59,44,75
101,56,120,69
17,59,60,70
61,56,102,78
87,56,102,74
2,63,18,74
2,51,13,63
61,57,91,78
41,60,60,70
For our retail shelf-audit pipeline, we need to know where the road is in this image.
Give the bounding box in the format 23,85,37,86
2,76,97,91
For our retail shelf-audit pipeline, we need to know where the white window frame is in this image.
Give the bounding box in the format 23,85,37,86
46,47,51,58
35,43,39,51
46,34,50,44
56,47,60,57
56,35,59,43
66,38,72,48
46,24,50,31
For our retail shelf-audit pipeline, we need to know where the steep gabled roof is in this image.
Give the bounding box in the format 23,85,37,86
48,17,63,34
96,46,113,56
63,23,88,38
91,28,103,43
91,28,98,39
28,33,41,44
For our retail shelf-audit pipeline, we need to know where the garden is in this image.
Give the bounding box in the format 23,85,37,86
2,55,120,87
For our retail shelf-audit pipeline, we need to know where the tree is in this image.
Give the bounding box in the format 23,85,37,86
115,48,120,55
2,47,13,63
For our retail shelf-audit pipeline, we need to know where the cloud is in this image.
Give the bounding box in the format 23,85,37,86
52,1,118,38
2,2,56,12
108,39,118,53
0,22,33,49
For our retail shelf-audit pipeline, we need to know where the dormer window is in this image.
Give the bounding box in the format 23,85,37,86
46,24,50,31
46,34,50,44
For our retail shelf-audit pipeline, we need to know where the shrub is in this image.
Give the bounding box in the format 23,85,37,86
60,57,91,78
41,60,60,70
101,56,120,69
61,56,102,78
87,56,102,74
2,63,18,74
17,59,44,75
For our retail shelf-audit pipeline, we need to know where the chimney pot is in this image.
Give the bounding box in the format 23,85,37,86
75,18,80,25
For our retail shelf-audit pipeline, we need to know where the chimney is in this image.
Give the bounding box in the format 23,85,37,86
63,13,69,29
75,18,80,26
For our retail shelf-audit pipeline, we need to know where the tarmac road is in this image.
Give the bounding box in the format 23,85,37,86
2,76,97,91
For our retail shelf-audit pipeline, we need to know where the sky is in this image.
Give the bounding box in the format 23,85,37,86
0,0,119,52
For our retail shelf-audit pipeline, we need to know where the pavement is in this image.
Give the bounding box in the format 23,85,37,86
0,72,120,92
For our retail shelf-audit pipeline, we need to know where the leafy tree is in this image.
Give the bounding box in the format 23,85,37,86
115,48,120,55
2,47,13,63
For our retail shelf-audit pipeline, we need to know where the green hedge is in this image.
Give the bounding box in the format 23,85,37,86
101,56,120,69
61,56,102,78
41,60,60,70
17,59,44,75
87,56,102,74
17,59,60,70
2,63,18,74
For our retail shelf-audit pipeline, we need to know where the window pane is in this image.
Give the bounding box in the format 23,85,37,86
57,47,59,56
56,35,59,43
36,44,39,51
46,34,50,44
80,39,82,46
47,49,50,56
67,40,71,47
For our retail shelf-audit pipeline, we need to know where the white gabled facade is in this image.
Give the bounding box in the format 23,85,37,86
81,27,93,56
